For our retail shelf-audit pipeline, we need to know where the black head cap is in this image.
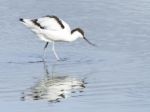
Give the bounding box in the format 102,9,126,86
71,28,84,36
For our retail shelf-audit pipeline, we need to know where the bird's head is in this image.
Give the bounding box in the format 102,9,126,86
71,28,96,46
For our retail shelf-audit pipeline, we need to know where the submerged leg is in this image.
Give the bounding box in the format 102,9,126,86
52,42,60,61
43,42,49,60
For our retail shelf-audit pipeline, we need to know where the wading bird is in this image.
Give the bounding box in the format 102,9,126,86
19,15,95,61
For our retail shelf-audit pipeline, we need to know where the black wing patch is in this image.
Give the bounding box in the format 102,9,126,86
45,15,65,29
32,19,45,29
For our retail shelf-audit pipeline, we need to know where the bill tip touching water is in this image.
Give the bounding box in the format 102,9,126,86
19,15,96,61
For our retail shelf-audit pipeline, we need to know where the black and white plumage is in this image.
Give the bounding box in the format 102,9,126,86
19,15,95,61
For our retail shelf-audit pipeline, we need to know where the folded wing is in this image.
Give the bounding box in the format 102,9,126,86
37,15,71,32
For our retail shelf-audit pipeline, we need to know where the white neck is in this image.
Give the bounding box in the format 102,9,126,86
67,32,80,42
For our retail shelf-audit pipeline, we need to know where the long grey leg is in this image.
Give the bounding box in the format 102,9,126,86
43,42,49,60
52,41,60,60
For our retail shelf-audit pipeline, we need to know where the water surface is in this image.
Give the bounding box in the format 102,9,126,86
0,0,150,112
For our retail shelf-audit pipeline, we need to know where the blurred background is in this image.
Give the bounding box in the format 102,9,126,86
0,0,150,112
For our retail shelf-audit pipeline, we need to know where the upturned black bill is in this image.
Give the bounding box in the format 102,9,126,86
83,37,96,46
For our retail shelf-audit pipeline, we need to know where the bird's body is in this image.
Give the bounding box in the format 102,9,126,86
20,15,95,61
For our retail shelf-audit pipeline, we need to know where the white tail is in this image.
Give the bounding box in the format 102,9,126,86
19,18,36,29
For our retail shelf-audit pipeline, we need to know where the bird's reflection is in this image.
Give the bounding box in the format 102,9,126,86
21,62,86,102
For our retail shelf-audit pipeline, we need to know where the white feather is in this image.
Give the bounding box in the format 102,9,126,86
20,16,84,42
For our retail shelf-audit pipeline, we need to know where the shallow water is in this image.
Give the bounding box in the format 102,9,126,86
1,0,150,112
